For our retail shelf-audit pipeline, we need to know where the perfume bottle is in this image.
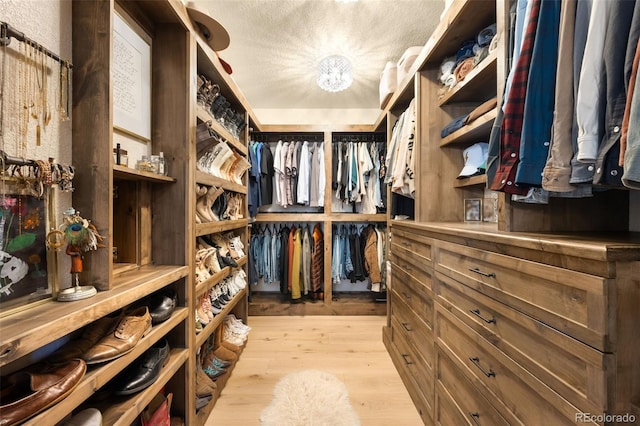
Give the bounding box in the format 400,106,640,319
158,151,167,176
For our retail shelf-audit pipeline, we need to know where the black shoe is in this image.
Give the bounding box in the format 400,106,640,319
112,338,170,396
148,291,177,325
218,292,231,303
211,299,224,311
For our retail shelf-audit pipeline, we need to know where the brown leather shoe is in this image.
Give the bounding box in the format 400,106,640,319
196,367,217,398
0,359,86,426
213,346,237,362
49,312,122,364
220,341,241,353
83,307,152,364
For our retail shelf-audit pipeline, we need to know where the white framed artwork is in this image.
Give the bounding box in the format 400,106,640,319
112,11,151,141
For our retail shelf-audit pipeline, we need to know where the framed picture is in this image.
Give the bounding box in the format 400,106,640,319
112,10,151,141
464,198,482,222
483,197,498,223
0,183,54,315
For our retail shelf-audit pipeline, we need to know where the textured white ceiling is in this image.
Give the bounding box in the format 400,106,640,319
193,0,445,110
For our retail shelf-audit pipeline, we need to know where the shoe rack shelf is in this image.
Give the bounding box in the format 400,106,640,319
195,256,248,298
0,265,188,368
196,105,247,156
195,287,249,349
195,219,249,237
195,343,246,424
195,170,247,194
191,8,253,425
99,348,188,426
21,309,188,426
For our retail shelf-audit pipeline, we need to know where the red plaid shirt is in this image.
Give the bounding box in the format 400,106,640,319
490,0,541,194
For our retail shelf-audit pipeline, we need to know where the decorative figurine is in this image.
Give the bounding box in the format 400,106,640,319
49,208,104,301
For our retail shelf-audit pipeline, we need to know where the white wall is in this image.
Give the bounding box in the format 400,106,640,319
254,108,380,126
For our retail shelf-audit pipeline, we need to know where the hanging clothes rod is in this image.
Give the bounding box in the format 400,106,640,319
0,21,73,68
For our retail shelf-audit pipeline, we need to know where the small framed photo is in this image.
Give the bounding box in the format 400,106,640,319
464,198,482,222
483,197,498,223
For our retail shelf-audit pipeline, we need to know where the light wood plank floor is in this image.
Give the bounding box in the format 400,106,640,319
205,315,423,426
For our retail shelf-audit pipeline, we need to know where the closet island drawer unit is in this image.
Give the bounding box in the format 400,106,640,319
384,221,640,425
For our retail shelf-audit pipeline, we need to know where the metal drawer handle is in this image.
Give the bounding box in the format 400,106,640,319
469,267,496,278
402,241,411,246
401,353,413,365
401,322,413,332
470,309,496,324
469,412,481,426
401,291,412,299
403,264,412,271
469,357,495,378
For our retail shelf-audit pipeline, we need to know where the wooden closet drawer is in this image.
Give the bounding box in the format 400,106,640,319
435,307,588,425
391,316,435,409
391,262,434,326
384,327,434,426
435,348,510,426
391,227,433,261
390,249,433,292
436,272,608,414
391,228,433,276
435,240,610,351
391,292,434,370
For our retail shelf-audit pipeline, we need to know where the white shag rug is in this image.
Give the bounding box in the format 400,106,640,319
260,370,361,426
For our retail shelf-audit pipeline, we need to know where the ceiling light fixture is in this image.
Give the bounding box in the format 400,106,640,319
317,55,353,93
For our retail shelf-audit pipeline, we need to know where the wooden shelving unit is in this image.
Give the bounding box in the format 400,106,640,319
247,127,388,316
0,1,203,423
189,23,253,424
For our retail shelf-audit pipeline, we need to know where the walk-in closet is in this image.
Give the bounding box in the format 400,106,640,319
2,0,640,425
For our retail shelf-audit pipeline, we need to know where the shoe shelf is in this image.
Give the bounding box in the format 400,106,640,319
113,165,177,183
440,107,497,147
453,174,487,188
196,219,249,236
0,265,188,367
101,348,189,426
195,256,248,298
195,170,247,194
195,287,248,348
196,105,247,156
438,50,497,106
21,308,188,426
195,342,246,424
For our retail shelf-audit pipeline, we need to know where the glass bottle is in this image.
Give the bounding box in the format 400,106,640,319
158,152,167,176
